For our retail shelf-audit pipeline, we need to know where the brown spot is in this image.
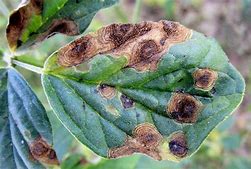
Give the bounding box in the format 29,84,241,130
129,40,159,70
31,0,43,9
168,132,188,158
105,22,152,48
162,20,192,43
38,19,79,44
58,35,92,67
133,123,163,148
108,123,163,160
29,138,59,165
98,84,116,99
160,38,166,46
57,20,191,71
162,21,178,37
6,0,43,50
193,68,218,91
167,93,202,123
120,94,134,109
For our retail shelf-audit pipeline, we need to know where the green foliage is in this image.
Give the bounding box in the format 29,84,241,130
62,154,188,169
47,110,75,162
0,68,53,169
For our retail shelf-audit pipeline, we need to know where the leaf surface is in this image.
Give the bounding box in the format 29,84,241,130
42,21,245,161
0,68,57,169
47,110,75,162
6,0,118,51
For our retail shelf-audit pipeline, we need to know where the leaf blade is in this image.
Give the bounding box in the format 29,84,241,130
0,68,58,169
42,21,245,161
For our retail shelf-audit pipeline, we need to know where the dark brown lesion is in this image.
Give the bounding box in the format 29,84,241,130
161,20,191,43
98,84,116,99
37,19,79,43
58,35,93,67
29,137,59,165
168,132,188,158
120,94,134,109
108,123,163,160
6,0,43,49
105,22,152,48
129,40,160,70
193,68,218,91
167,93,203,123
162,21,179,37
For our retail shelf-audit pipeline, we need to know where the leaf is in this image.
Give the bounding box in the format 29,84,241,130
62,154,186,169
6,0,118,52
42,21,245,161
0,68,58,169
47,110,75,162
0,49,7,68
61,154,88,169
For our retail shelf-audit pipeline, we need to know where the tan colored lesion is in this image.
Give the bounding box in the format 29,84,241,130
29,137,59,165
108,123,163,160
58,20,192,71
193,68,218,91
167,92,203,123
98,84,116,99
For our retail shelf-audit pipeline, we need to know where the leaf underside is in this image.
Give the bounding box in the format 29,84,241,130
6,0,118,52
42,21,245,161
0,68,57,169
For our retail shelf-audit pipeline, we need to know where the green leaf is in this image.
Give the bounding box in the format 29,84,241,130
47,110,75,162
42,21,245,161
61,154,88,169
6,0,118,52
62,154,187,169
0,68,58,169
0,49,7,68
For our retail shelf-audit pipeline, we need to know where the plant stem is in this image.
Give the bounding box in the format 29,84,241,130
0,1,10,17
12,59,44,74
132,0,142,23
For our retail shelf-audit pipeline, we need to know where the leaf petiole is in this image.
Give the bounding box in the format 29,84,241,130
12,59,44,74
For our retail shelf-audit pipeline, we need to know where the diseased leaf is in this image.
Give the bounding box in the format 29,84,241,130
6,0,118,51
42,21,245,161
0,68,58,169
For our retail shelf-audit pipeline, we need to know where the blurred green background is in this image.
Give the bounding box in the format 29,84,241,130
0,0,251,169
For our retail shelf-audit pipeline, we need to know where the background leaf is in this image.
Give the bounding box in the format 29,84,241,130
0,68,57,169
42,21,245,161
6,0,118,52
61,154,188,169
